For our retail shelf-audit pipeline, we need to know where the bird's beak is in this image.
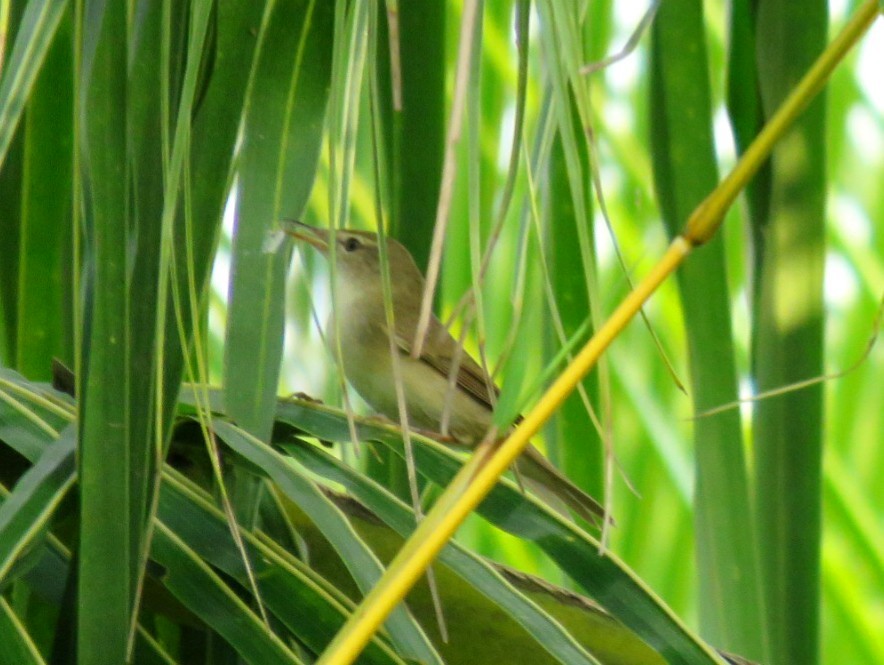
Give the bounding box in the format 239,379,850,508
280,219,329,253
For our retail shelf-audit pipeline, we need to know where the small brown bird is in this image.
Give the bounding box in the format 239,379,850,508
285,220,605,525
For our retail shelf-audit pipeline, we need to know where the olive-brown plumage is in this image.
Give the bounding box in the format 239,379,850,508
285,220,605,524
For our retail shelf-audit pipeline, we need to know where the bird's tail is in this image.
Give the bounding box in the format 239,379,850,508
514,444,609,527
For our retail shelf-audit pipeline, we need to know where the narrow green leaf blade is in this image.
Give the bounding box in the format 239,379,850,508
0,0,67,169
224,0,334,440
0,597,46,665
377,0,445,269
283,440,619,665
15,11,74,379
751,3,828,664
211,419,443,665
0,429,74,582
159,0,269,420
0,369,71,462
76,2,133,660
158,472,405,665
151,521,301,665
274,398,725,665
649,0,764,659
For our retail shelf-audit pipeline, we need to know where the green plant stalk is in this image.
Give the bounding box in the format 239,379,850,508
76,2,133,662
650,0,764,658
539,0,606,512
545,123,604,504
0,0,67,170
380,0,444,271
751,2,828,664
370,0,445,496
15,11,74,381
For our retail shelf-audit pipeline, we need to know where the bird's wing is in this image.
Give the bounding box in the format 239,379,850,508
391,317,499,412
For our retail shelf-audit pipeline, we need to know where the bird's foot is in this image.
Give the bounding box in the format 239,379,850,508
363,415,458,443
283,391,324,404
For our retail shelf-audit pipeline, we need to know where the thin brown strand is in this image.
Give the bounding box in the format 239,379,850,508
693,291,884,420
414,0,481,359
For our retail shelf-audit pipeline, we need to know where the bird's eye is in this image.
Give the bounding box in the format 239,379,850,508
343,237,361,252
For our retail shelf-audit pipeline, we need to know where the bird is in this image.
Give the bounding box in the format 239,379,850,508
284,220,606,525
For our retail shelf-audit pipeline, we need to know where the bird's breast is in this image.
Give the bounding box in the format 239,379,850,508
326,307,493,443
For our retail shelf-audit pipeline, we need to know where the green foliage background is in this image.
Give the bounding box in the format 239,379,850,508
0,1,881,664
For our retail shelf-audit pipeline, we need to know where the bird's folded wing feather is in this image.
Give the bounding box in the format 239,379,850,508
391,320,499,412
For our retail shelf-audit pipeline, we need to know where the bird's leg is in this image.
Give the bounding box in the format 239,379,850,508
282,391,324,404
422,429,459,443
362,413,459,443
